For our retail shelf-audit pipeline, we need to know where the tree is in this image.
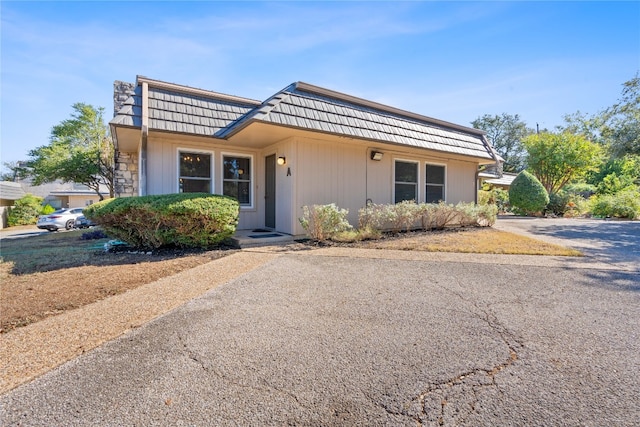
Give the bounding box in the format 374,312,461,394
601,74,640,157
561,73,639,158
508,171,549,215
523,132,603,195
0,161,28,182
26,103,114,200
471,113,533,172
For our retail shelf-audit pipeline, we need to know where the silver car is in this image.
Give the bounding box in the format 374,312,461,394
36,208,85,232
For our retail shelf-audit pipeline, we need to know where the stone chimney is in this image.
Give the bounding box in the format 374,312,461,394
113,80,136,117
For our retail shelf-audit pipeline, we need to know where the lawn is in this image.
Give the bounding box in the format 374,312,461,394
0,225,580,334
353,227,583,256
0,228,235,333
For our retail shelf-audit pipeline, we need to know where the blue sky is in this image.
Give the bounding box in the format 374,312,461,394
1,1,639,165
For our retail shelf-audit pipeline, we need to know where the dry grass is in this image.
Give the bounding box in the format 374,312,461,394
0,228,235,333
353,227,583,256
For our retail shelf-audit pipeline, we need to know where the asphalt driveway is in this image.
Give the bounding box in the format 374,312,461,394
495,216,640,267
1,222,639,426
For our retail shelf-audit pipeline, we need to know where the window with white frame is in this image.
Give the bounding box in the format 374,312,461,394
394,160,418,203
223,155,252,206
179,151,212,193
425,164,445,203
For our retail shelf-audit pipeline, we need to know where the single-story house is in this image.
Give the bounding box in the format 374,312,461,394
110,76,501,236
46,186,109,209
0,181,27,228
479,172,518,190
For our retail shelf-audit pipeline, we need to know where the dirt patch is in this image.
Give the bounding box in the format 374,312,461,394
0,229,235,333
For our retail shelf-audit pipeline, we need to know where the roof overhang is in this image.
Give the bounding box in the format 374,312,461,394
111,125,141,153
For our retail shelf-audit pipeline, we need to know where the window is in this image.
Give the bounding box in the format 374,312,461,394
223,155,252,207
179,151,212,193
426,164,445,203
394,160,418,203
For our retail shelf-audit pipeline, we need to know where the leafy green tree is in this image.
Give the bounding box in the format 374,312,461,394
508,171,549,215
471,113,533,172
601,74,640,157
523,132,603,195
561,73,639,158
0,161,28,182
590,154,640,194
26,103,114,200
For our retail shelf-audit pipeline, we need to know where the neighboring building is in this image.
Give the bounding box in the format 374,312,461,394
46,183,109,209
0,181,27,228
110,76,501,236
479,172,518,190
12,179,108,209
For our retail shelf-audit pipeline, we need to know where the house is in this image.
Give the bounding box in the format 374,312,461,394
45,183,109,209
110,76,501,236
479,172,517,190
0,181,27,228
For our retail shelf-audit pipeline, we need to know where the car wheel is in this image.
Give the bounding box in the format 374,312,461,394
65,219,75,230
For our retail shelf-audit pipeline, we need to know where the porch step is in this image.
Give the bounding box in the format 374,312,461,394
232,229,294,248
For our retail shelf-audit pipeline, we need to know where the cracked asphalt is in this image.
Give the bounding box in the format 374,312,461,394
2,221,639,426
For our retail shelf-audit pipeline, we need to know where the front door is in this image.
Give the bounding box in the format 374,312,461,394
265,154,276,229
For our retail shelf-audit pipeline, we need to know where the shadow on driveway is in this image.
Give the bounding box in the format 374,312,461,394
497,217,640,267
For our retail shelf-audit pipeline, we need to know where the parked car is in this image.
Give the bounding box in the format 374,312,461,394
36,208,85,232
74,215,96,229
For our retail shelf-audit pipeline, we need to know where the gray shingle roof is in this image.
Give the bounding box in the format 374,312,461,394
0,181,27,201
147,87,257,135
111,78,496,161
218,82,495,160
110,76,261,136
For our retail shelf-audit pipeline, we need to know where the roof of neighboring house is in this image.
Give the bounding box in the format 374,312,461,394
111,77,497,161
0,181,27,201
49,190,108,196
481,172,518,187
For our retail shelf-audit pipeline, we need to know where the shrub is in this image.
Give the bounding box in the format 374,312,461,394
547,191,570,216
7,194,44,226
564,183,596,198
509,171,549,215
40,204,56,215
429,202,460,229
358,203,398,231
299,203,353,241
84,193,239,249
471,203,499,226
478,188,510,213
387,200,421,232
563,195,590,218
596,172,637,195
590,189,640,219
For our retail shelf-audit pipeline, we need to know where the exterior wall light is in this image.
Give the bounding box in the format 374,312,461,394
371,151,384,161
277,156,286,165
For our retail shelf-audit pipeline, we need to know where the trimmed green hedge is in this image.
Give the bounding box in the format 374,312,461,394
84,193,239,249
509,171,549,215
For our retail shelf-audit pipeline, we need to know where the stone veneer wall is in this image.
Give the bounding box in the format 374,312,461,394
113,80,136,116
114,151,138,197
113,80,139,197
